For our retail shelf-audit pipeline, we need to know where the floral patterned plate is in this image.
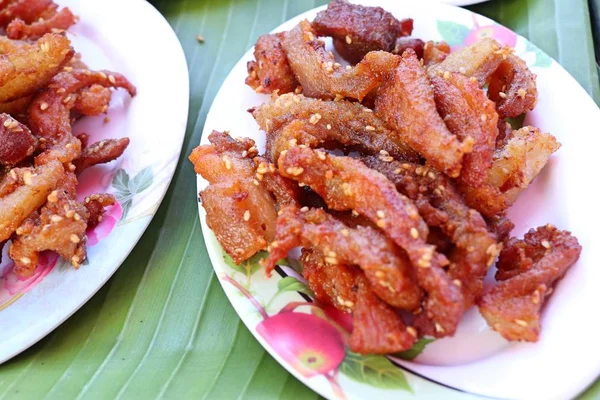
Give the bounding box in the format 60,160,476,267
0,0,188,363
197,1,600,399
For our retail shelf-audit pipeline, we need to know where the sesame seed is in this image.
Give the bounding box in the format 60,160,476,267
196,35,205,43
71,255,81,265
300,206,309,212
514,319,528,327
51,215,63,223
222,156,231,170
393,168,402,174
427,171,436,179
470,77,478,83
410,227,419,239
340,229,349,237
15,227,23,235
3,118,11,127
243,210,251,221
325,256,338,265
20,257,31,265
345,65,352,71
517,88,527,98
309,113,322,124
108,75,116,84
40,102,49,111
458,67,467,74
406,326,418,338
453,279,462,287
325,170,333,179
435,323,445,333
66,210,75,218
47,190,58,203
345,35,352,44
70,234,80,243
9,169,17,180
326,124,332,130
443,71,450,79
376,210,385,219
376,219,386,228
241,150,248,157
298,182,306,187
532,290,541,304
253,179,259,186
286,166,304,176
365,125,376,132
62,95,72,104
256,163,268,175
74,214,81,221
23,171,33,186
375,271,384,278
351,210,359,217
306,31,315,41
498,91,507,99
481,114,488,122
541,240,551,249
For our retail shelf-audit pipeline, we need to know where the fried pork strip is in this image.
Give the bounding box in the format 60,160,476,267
264,206,422,310
479,226,581,341
10,171,88,276
6,4,76,40
393,38,425,59
312,0,413,64
74,84,112,116
246,33,299,95
0,113,37,166
363,156,500,309
278,147,464,335
301,249,417,354
375,49,472,178
463,126,560,216
422,41,450,67
73,138,130,173
253,156,300,207
189,131,278,264
488,54,538,119
0,33,73,103
429,38,509,87
0,160,63,242
431,71,499,187
250,92,418,162
282,19,400,101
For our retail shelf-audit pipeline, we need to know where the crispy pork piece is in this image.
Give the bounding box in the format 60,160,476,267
0,160,63,242
189,131,278,264
488,54,538,118
301,249,417,354
74,84,112,116
10,171,88,276
250,92,418,162
264,206,422,310
84,193,116,229
479,226,581,341
7,6,76,40
363,156,499,309
422,41,450,67
73,138,130,173
312,0,413,64
0,113,37,166
430,38,509,87
0,33,73,103
431,72,499,187
246,33,298,94
282,19,400,101
393,38,425,59
375,49,472,178
253,156,300,207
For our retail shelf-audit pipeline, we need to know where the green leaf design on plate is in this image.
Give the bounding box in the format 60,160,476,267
525,41,553,68
340,351,411,391
436,20,470,46
393,338,435,361
112,167,154,219
223,251,267,278
276,276,314,298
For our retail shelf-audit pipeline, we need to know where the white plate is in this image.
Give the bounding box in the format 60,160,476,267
0,0,189,363
197,1,600,399
442,0,489,6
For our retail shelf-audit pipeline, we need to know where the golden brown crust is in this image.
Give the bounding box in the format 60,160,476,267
0,33,73,103
73,138,130,173
250,92,419,162
479,226,581,341
431,72,499,187
0,113,37,166
246,33,298,94
7,7,76,40
312,0,413,64
74,84,112,116
282,19,400,101
488,54,538,119
374,49,471,178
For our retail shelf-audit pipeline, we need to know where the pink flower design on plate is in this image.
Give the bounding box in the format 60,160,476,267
0,252,59,309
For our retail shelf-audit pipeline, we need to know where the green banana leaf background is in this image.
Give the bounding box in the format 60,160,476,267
0,0,598,399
